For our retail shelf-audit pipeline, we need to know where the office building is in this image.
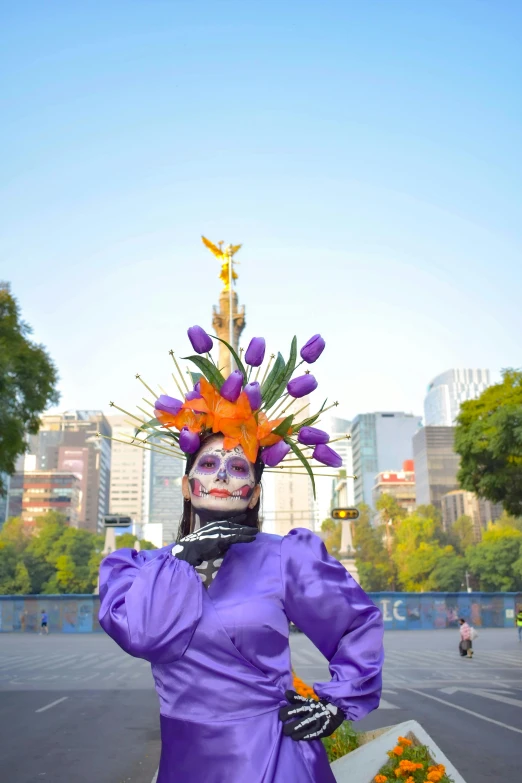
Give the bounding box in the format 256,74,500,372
351,412,422,507
412,426,460,509
372,460,416,515
272,397,315,536
424,369,491,427
7,471,81,527
441,490,503,542
108,416,148,524
149,443,184,544
27,411,112,533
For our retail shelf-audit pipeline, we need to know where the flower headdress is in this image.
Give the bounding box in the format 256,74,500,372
101,328,351,497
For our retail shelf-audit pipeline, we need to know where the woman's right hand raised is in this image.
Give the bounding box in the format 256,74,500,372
171,519,258,567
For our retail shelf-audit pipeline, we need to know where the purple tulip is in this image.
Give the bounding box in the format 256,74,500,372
194,381,201,394
244,381,262,411
287,374,318,398
300,334,325,364
220,370,244,402
313,443,342,468
187,325,213,354
261,440,291,467
185,389,201,401
298,426,330,446
154,394,183,416
179,427,201,454
244,337,266,367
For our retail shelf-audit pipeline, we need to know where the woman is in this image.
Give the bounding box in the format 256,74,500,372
459,618,473,658
99,327,384,782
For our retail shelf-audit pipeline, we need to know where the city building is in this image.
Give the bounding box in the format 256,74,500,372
271,396,315,536
424,369,491,427
351,412,422,507
441,490,503,542
108,415,148,525
26,410,112,533
7,471,81,526
148,443,184,544
412,426,460,509
372,460,416,515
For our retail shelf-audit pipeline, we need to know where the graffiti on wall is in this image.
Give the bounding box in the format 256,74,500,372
1,592,521,632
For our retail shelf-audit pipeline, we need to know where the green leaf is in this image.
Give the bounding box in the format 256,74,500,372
181,354,225,389
272,414,294,437
263,336,298,410
213,336,247,379
189,372,203,386
261,352,285,402
284,437,316,499
293,399,328,430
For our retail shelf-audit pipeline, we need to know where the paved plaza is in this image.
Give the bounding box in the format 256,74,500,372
0,629,520,782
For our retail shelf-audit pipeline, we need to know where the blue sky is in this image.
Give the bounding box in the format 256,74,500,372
1,1,521,422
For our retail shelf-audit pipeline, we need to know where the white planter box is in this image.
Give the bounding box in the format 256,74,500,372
330,720,466,783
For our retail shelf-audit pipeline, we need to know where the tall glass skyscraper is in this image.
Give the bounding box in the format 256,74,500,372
149,444,184,543
424,369,491,426
351,412,422,507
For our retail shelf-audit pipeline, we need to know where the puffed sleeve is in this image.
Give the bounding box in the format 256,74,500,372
99,545,203,664
281,528,383,721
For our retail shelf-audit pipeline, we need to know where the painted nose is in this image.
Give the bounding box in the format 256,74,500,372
217,468,228,482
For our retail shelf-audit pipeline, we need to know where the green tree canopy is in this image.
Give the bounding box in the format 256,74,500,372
466,524,522,592
451,515,476,553
115,532,157,551
0,283,60,495
352,504,396,591
392,509,456,591
0,511,104,594
455,369,522,517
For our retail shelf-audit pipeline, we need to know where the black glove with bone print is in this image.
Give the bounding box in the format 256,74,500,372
171,517,256,567
279,690,345,741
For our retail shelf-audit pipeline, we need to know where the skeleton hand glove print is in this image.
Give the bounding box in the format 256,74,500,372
279,691,345,741
172,519,257,567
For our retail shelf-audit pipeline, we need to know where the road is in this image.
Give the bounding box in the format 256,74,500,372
0,629,520,782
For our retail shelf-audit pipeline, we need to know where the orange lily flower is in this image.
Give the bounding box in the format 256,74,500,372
172,408,207,434
221,413,259,463
257,412,286,447
183,377,238,434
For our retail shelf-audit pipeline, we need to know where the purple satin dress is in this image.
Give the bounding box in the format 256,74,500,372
99,528,383,782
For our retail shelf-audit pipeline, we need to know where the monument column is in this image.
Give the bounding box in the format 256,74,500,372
202,237,246,378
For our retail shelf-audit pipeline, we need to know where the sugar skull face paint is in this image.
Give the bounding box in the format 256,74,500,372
187,434,256,514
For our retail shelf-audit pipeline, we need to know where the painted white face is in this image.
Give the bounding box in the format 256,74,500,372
188,435,257,515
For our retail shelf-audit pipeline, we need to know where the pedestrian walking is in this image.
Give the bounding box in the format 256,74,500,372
40,610,49,635
459,618,473,658
516,607,522,641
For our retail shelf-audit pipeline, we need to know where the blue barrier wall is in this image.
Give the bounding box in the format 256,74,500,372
1,592,521,632
370,592,522,630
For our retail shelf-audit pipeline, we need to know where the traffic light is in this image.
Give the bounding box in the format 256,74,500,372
104,515,133,528
331,508,359,520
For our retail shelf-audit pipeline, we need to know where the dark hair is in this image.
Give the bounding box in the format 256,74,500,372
176,436,265,540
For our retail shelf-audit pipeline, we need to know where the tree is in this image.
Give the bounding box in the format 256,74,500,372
427,551,467,592
451,515,476,553
0,283,60,495
352,504,396,591
375,494,407,555
455,369,522,517
466,525,522,592
392,509,457,591
115,533,157,551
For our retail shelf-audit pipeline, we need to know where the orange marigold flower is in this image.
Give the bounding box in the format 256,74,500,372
392,745,404,756
427,772,443,782
374,776,388,783
397,736,412,746
404,778,414,783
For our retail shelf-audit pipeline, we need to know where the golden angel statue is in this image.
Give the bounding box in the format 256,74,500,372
201,236,242,291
